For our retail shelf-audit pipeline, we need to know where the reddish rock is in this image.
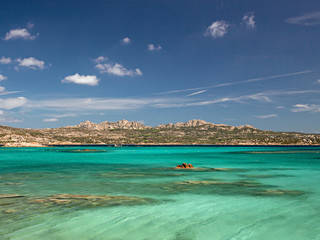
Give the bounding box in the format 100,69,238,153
175,163,194,169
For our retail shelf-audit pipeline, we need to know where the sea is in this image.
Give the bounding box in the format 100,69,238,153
0,146,319,240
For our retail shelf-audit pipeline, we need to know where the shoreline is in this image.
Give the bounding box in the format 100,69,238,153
1,144,320,148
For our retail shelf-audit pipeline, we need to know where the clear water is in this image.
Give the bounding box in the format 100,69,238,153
0,146,319,240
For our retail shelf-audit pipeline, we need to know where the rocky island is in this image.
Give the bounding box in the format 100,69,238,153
0,119,319,147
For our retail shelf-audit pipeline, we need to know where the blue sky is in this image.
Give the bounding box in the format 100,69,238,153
0,0,320,132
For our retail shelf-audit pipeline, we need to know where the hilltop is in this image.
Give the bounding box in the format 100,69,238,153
0,119,319,147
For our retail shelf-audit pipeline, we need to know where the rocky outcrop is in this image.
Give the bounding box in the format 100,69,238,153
0,194,25,198
237,124,257,130
73,119,255,131
184,119,209,127
100,120,151,130
155,119,228,129
175,163,194,169
75,120,99,129
73,119,150,130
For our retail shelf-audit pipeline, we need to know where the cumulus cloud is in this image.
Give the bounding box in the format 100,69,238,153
285,12,320,26
4,24,38,40
43,118,59,122
243,13,255,28
17,57,45,70
0,87,5,92
0,56,12,64
254,114,277,119
148,44,162,51
94,56,108,63
121,37,131,44
0,74,7,81
94,56,142,77
0,97,28,110
62,73,99,86
0,110,3,115
96,63,142,77
205,20,229,39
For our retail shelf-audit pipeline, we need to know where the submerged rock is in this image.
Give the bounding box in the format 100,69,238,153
64,149,106,153
241,174,291,178
255,189,304,196
173,166,236,171
31,198,71,205
3,182,22,185
159,179,304,198
100,172,184,178
30,194,152,208
3,209,17,214
176,180,261,187
0,194,25,198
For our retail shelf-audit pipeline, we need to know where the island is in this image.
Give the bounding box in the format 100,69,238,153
0,119,319,147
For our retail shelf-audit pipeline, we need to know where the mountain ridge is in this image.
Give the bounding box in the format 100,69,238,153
67,119,256,130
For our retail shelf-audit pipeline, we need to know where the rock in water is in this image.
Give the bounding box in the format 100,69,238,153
175,163,194,169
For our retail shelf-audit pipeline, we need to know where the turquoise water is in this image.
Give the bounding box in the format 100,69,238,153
0,146,320,240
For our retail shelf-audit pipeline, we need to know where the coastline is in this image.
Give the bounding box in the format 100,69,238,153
2,143,320,148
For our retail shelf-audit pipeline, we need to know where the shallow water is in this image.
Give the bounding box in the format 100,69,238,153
0,146,319,240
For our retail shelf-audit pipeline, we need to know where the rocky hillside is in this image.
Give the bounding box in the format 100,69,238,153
0,119,319,147
72,119,150,130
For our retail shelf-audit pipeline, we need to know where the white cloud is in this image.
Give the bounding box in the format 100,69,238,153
4,27,37,40
0,56,12,64
0,74,7,81
0,117,22,123
254,114,277,119
0,110,3,115
121,37,131,44
94,56,108,63
27,22,34,29
94,56,142,77
154,70,312,95
96,63,142,77
285,12,320,26
0,87,5,92
183,90,320,108
62,73,99,86
243,13,255,29
205,20,229,39
0,97,28,110
47,113,78,118
186,94,271,107
0,90,23,96
148,44,162,51
187,90,207,96
26,97,193,112
43,118,59,122
291,104,320,113
17,57,45,70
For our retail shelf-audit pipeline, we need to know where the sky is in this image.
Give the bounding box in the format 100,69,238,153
0,0,320,132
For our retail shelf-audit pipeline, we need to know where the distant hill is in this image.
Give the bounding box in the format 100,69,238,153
0,119,319,147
